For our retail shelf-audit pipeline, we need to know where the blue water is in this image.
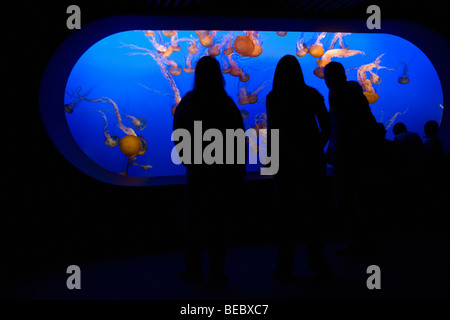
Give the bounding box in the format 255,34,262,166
65,30,444,177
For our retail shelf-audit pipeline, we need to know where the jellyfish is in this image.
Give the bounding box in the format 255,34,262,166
296,33,308,57
162,30,177,37
145,30,154,37
245,31,263,57
240,109,249,119
137,135,148,156
370,73,382,85
123,42,181,112
119,134,142,157
64,87,92,113
208,44,221,57
309,32,327,58
197,30,216,47
398,62,410,84
122,114,147,131
97,110,119,147
222,33,234,55
226,54,249,82
238,79,270,105
328,33,351,50
168,65,182,75
316,48,365,69
234,35,255,57
142,31,172,57
276,31,287,37
169,33,181,52
356,54,390,104
183,53,196,73
384,107,409,131
313,67,325,79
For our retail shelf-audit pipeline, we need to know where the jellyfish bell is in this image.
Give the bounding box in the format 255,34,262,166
234,36,255,57
249,45,263,57
316,59,329,68
137,136,148,156
105,136,120,147
199,34,214,47
162,30,177,37
398,76,410,84
132,117,147,131
222,66,232,74
208,45,221,57
119,135,142,157
370,73,382,85
296,48,308,57
171,45,181,52
183,67,195,73
309,44,325,58
239,74,250,82
187,43,198,54
64,104,74,113
145,30,154,37
364,91,379,104
160,46,174,58
238,97,250,105
248,96,258,104
240,109,249,119
223,47,234,55
168,66,182,76
276,31,287,37
313,67,325,79
195,30,210,36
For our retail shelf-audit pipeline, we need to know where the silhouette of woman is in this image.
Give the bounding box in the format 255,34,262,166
173,56,245,287
266,55,332,284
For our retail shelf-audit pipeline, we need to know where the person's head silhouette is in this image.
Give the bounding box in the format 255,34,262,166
393,122,407,136
424,120,439,138
324,61,347,89
193,56,226,95
374,122,387,140
272,54,306,92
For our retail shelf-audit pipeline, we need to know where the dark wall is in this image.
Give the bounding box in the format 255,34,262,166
4,1,449,283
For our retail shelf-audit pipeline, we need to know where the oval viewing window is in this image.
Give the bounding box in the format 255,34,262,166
40,19,444,186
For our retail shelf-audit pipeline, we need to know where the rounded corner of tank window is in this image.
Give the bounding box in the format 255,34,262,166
39,21,445,186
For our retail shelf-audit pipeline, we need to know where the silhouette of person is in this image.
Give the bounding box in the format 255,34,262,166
392,122,425,226
323,61,378,255
173,56,245,287
266,55,332,285
422,120,445,215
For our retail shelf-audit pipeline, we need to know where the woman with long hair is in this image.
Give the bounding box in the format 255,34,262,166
266,55,332,285
173,56,245,287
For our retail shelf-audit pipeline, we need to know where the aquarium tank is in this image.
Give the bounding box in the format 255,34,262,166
62,30,443,178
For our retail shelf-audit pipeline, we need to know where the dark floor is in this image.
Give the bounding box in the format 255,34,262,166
4,235,450,300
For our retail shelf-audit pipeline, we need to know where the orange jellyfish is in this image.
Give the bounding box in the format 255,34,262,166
245,31,263,57
97,110,119,147
119,134,142,157
276,31,287,37
328,33,351,50
223,33,234,55
309,32,327,58
183,53,196,73
370,73,382,85
398,62,410,84
169,33,181,52
316,48,365,69
234,35,255,57
123,41,181,115
238,87,251,105
145,30,154,37
208,44,221,57
296,33,308,57
197,30,216,47
162,30,177,37
237,80,270,105
357,54,389,104
313,67,325,79
122,114,147,131
226,54,249,82
168,65,182,76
